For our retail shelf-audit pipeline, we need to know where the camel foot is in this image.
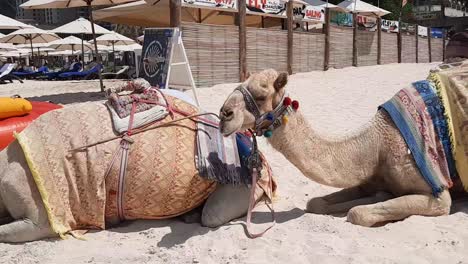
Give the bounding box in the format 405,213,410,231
305,185,392,216
180,205,203,224
201,184,252,228
346,190,451,227
0,218,55,243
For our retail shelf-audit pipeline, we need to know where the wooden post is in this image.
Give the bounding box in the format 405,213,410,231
397,27,402,63
352,13,358,67
323,8,330,71
442,28,446,61
377,17,382,65
238,0,247,81
415,24,418,63
427,27,432,62
286,0,293,75
170,0,181,27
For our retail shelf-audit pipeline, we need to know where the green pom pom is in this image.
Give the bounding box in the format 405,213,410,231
263,130,273,138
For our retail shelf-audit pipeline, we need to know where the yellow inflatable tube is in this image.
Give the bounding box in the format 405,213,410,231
0,97,33,119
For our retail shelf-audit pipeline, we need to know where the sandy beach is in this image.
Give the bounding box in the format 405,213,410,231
1,63,467,264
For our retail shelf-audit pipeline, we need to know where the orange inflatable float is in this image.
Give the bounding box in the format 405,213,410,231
0,100,62,151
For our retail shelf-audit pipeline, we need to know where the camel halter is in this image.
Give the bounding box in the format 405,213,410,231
235,86,299,137
234,86,299,238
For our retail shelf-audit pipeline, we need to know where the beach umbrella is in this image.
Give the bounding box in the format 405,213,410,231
113,43,142,52
0,27,60,60
20,0,141,92
0,33,4,38
51,17,111,57
303,0,345,10
0,14,34,30
90,31,136,71
337,0,390,16
93,0,268,27
48,36,93,55
0,43,17,51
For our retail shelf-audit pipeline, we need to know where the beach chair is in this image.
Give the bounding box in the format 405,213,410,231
0,64,23,84
44,62,82,80
102,66,130,80
58,64,102,80
13,66,49,79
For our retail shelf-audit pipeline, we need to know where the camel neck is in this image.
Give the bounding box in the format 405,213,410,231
267,111,380,188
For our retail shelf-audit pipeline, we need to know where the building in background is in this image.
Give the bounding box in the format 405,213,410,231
0,0,17,19
11,0,91,26
413,0,467,32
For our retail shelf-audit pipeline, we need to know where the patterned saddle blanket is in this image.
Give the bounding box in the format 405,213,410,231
14,89,275,238
380,60,468,196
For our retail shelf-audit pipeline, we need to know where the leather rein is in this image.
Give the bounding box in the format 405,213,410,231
234,85,298,238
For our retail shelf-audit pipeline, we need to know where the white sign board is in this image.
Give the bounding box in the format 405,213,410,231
302,6,325,22
182,0,237,10
246,0,286,15
418,25,428,37
381,19,399,33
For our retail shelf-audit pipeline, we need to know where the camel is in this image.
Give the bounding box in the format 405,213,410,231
218,68,464,227
0,94,268,243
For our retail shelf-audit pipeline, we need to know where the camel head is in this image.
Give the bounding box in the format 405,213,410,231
219,69,288,136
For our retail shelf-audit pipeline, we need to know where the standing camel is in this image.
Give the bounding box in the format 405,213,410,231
218,68,465,227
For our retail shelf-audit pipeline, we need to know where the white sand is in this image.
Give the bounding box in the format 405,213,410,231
1,63,468,264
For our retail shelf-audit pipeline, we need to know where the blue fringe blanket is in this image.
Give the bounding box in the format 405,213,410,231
380,80,457,196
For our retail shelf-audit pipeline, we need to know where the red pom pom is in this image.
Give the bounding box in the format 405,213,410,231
283,97,292,106
292,100,299,110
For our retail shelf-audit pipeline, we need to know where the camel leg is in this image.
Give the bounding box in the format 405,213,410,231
347,189,451,227
202,184,263,228
0,219,53,243
0,141,55,242
306,186,389,214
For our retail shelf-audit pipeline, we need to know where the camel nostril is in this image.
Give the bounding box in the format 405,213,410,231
221,109,234,120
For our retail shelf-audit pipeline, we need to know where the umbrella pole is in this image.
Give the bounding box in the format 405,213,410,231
81,34,85,63
29,38,34,66
87,1,104,92
112,42,115,73
72,44,74,55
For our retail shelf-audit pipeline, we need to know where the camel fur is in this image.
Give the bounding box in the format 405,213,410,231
0,99,270,243
218,68,463,227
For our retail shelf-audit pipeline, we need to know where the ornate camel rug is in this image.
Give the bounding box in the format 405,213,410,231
380,60,468,195
14,94,275,238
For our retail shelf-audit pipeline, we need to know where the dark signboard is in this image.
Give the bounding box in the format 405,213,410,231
139,28,177,88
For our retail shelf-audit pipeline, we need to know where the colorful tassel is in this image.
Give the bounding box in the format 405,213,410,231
263,130,273,138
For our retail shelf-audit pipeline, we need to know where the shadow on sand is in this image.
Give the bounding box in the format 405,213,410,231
26,91,105,105
105,207,305,248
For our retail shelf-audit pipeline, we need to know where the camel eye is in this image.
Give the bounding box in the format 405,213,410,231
261,84,268,88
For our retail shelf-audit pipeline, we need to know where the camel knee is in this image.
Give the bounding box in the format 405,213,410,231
201,209,225,228
305,197,329,214
0,219,55,243
347,206,375,227
434,190,451,216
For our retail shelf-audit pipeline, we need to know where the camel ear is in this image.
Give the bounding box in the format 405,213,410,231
273,72,288,91
246,71,251,79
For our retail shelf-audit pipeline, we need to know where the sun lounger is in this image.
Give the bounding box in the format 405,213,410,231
58,64,102,80
102,66,130,80
0,64,23,84
43,63,83,80
13,66,49,79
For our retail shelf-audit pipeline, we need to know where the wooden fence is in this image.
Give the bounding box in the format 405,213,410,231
181,16,445,87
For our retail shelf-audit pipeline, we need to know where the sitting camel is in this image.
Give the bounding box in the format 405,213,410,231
218,68,466,227
0,91,272,243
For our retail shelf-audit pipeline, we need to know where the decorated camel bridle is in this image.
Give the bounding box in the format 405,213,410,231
234,85,299,238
